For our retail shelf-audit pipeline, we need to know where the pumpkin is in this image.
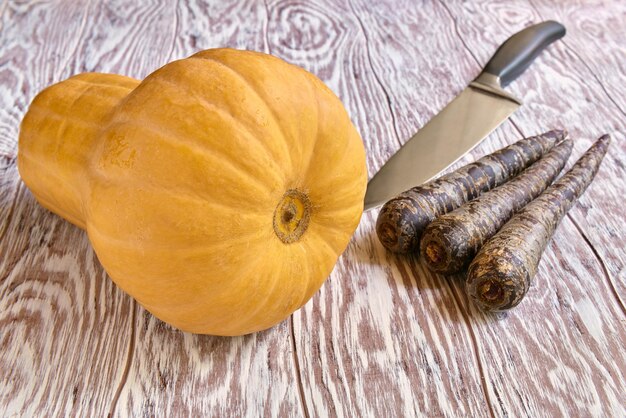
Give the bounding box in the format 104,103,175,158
18,49,367,336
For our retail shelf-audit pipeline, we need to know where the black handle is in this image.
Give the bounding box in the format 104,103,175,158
482,21,565,88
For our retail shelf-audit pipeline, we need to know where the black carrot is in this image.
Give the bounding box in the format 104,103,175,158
421,138,573,274
376,130,567,253
466,135,610,311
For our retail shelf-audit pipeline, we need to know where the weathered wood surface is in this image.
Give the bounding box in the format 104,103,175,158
0,0,624,416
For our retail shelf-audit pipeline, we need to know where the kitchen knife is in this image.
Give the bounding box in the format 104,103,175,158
364,21,566,211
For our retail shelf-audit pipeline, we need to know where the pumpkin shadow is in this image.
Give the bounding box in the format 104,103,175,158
144,311,288,361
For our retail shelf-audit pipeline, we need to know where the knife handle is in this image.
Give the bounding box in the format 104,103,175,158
481,21,566,88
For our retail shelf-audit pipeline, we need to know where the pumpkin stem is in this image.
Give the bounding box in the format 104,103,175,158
273,189,311,243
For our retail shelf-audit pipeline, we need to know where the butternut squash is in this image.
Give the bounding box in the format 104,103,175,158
18,49,367,336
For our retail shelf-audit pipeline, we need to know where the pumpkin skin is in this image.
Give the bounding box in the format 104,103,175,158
18,49,367,336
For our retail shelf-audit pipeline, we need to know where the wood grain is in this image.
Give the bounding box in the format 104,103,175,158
0,0,624,417
0,2,133,416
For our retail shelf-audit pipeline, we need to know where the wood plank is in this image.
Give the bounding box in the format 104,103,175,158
0,0,624,416
277,0,501,415
526,0,626,309
109,1,304,416
71,0,179,78
0,2,133,416
0,179,134,416
527,0,626,113
435,1,626,415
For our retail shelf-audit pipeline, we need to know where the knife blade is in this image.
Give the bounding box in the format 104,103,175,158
364,21,566,211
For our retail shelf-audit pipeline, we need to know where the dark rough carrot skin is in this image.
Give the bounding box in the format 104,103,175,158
466,135,610,312
421,138,573,275
376,130,567,254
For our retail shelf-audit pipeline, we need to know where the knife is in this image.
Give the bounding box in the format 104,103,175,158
364,21,566,211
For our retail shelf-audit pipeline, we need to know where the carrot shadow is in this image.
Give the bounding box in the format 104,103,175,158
348,209,505,325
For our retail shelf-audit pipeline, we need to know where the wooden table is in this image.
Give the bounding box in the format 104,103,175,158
1,1,624,416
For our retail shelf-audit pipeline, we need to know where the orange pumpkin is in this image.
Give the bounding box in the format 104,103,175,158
18,49,367,336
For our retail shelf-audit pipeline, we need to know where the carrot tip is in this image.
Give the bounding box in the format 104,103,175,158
377,222,399,249
478,279,505,304
424,241,446,266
